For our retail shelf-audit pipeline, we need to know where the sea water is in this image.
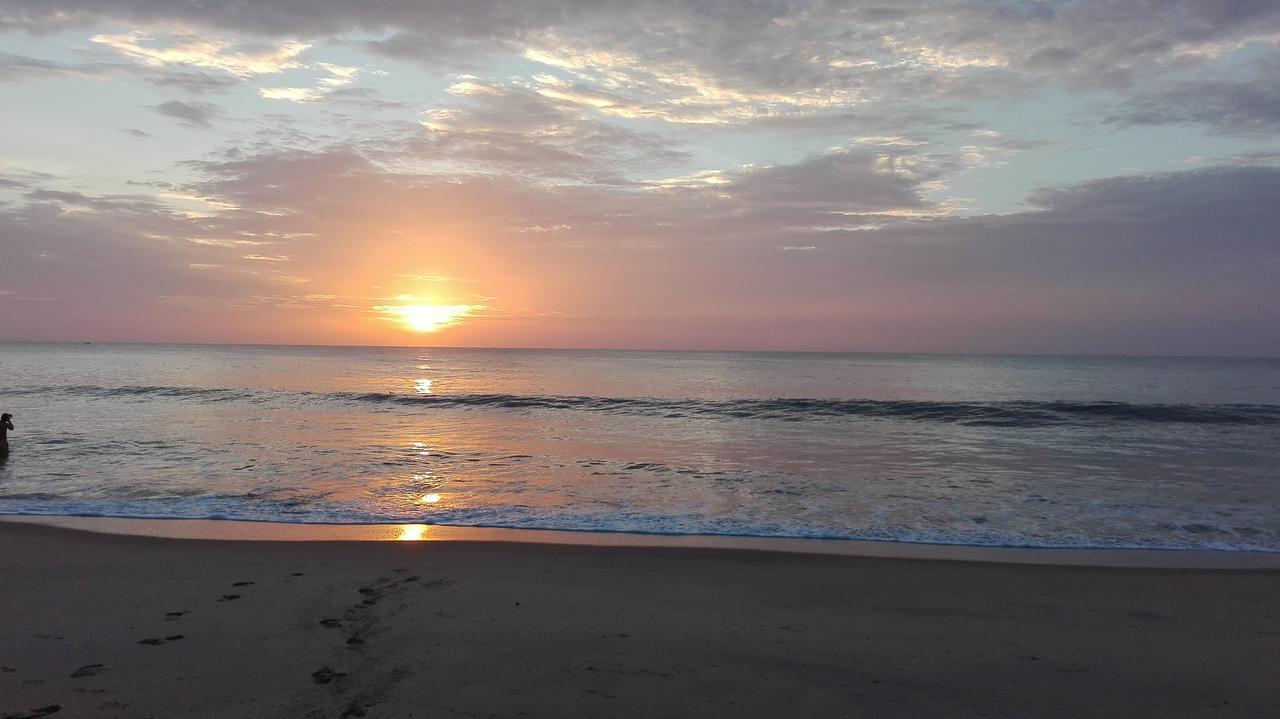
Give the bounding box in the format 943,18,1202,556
0,343,1277,550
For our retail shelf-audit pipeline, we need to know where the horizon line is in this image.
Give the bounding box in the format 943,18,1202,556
0,338,1276,362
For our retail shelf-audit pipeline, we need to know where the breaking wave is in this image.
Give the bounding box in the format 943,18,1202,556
5,384,1280,427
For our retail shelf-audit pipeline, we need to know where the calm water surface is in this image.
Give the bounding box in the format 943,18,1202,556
1,343,1277,550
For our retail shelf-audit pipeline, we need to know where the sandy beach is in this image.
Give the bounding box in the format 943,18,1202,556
2,521,1278,718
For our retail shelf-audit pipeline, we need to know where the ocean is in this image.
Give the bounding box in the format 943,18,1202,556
0,343,1277,551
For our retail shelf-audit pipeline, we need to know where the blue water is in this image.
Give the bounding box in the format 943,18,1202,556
1,343,1277,550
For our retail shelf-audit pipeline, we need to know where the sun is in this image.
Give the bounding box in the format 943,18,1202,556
394,304,472,332
374,298,474,333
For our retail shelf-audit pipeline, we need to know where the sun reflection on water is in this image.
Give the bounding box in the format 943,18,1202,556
397,524,429,541
415,379,433,394
420,493,442,504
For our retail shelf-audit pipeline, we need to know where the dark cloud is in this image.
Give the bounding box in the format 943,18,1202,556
1209,150,1280,166
152,99,221,128
0,165,55,191
854,166,1280,289
0,0,583,37
149,70,240,94
0,49,70,80
1104,53,1280,136
726,148,939,213
1024,165,1280,223
855,7,909,23
24,188,95,205
0,49,125,81
363,32,509,68
727,164,1280,353
324,86,407,110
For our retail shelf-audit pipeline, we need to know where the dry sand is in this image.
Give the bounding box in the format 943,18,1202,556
1,521,1277,718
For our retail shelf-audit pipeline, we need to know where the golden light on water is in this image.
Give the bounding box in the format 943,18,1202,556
420,493,442,504
397,524,429,541
374,297,474,333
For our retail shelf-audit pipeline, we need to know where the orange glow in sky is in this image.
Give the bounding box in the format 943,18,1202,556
374,299,475,333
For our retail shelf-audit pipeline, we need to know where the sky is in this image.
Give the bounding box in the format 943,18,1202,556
1,1,1278,355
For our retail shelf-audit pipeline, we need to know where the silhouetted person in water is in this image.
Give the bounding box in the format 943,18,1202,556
1,413,12,458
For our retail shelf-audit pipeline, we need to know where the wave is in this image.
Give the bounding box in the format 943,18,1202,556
1,503,1276,552
6,383,1280,427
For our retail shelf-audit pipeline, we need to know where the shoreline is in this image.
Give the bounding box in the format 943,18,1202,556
5,514,1280,569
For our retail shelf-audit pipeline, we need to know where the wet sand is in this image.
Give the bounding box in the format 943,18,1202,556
1,521,1277,718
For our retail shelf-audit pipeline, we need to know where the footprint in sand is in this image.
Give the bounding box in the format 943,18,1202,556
69,664,105,678
164,611,188,620
310,666,346,685
3,705,61,719
219,594,241,602
137,636,184,646
319,618,342,628
340,701,368,717
415,577,454,590
356,587,381,608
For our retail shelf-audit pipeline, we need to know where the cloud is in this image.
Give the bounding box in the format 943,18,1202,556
519,44,863,125
363,31,508,68
0,49,248,97
24,188,96,205
0,49,122,81
0,163,55,191
406,77,690,181
0,184,306,341
315,62,358,87
149,69,240,94
1188,150,1280,167
258,86,324,102
0,49,77,80
3,135,1277,351
831,165,1280,326
1024,165,1280,228
152,99,221,128
323,86,406,110
258,61,363,103
6,0,1280,133
90,31,309,77
724,147,941,213
1105,52,1280,136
